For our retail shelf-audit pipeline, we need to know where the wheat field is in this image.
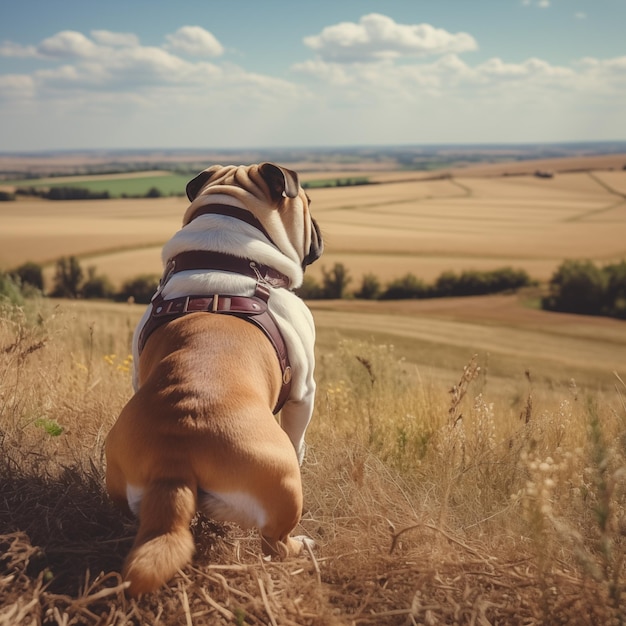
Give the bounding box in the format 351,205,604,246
1,170,625,287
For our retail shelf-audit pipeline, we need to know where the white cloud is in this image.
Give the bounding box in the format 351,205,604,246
1,16,625,150
91,30,140,47
293,52,581,94
37,31,99,59
476,57,575,80
0,27,296,111
164,26,224,57
0,41,38,58
0,74,35,99
303,13,477,63
575,12,587,20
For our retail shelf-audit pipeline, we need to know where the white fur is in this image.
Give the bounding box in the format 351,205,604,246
126,484,144,517
198,489,268,529
131,212,316,462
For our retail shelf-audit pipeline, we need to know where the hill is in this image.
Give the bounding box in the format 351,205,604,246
0,296,624,625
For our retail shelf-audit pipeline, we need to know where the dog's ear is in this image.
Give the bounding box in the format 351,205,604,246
258,162,300,201
302,217,324,269
186,165,223,201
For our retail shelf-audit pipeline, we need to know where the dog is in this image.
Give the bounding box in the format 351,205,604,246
105,162,323,597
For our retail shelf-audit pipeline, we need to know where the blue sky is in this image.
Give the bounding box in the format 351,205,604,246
1,0,625,151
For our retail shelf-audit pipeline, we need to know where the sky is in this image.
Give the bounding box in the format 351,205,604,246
0,0,625,152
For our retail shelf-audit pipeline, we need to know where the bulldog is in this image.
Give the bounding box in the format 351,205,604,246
105,163,323,597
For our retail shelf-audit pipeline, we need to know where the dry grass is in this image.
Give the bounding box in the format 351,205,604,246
309,294,626,392
1,297,625,625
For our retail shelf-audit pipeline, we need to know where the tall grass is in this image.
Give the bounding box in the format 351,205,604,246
0,300,624,625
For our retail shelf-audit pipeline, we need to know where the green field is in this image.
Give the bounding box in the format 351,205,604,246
5,172,190,197
3,171,374,196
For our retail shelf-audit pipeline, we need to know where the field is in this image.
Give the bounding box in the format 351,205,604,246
3,171,190,199
1,163,626,289
1,295,625,625
1,152,626,625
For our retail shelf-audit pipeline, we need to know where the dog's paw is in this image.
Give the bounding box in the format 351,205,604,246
297,443,306,466
292,535,315,550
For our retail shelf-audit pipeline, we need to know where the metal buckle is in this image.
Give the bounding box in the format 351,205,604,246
151,258,176,302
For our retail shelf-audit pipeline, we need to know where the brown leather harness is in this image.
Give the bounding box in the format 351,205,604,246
137,207,294,414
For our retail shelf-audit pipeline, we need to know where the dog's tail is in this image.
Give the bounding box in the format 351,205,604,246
123,479,196,597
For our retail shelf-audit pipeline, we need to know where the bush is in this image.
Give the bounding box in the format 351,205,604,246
81,267,115,300
50,256,84,299
10,262,44,291
15,186,45,198
603,260,626,319
295,275,324,300
145,187,162,198
45,187,110,200
0,190,16,201
433,270,458,297
117,275,160,304
380,273,428,300
354,273,381,300
485,267,533,292
542,259,606,316
0,272,25,306
321,263,352,299
432,267,533,298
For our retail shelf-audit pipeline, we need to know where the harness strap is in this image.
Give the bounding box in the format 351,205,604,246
137,285,292,414
184,203,276,246
163,250,291,289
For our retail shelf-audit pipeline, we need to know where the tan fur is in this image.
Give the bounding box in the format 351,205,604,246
106,315,304,596
106,163,321,597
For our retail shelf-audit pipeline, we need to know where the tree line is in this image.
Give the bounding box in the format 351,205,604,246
1,257,625,320
2,258,160,305
296,265,535,301
7,186,171,201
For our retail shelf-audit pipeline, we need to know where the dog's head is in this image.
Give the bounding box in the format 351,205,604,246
184,163,323,270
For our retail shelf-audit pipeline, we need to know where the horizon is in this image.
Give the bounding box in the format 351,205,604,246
1,0,625,152
3,138,626,158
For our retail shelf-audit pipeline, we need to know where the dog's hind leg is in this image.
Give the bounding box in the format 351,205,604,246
258,472,305,559
105,457,133,516
122,478,197,597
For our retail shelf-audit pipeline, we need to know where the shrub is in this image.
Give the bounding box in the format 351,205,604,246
295,275,324,300
0,190,16,201
81,267,115,300
354,273,381,300
602,260,626,319
321,263,352,299
487,267,533,292
433,267,533,298
0,272,25,306
433,270,458,297
380,273,428,300
45,187,110,200
117,274,160,304
145,186,162,198
543,259,606,315
50,256,84,299
10,262,44,291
